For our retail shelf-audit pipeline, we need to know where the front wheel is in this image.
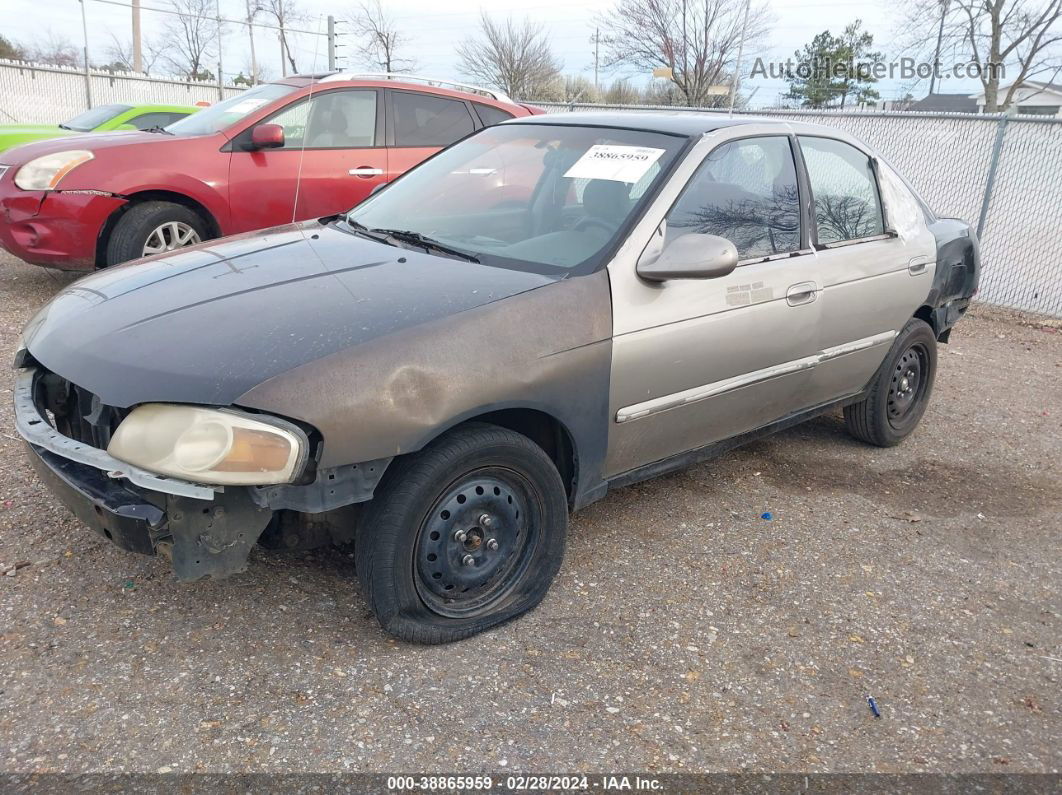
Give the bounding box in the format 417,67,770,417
355,424,568,644
844,317,938,447
105,201,211,266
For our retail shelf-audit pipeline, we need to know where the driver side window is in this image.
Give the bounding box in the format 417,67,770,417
266,90,378,150
665,136,801,261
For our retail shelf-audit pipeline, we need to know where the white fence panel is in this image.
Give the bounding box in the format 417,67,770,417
0,60,244,124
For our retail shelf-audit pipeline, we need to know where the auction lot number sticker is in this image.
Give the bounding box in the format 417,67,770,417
563,145,666,183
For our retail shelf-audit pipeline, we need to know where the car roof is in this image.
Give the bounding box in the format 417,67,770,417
280,73,517,106
505,111,783,136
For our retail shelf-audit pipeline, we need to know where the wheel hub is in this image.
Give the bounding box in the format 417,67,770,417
887,346,927,424
142,221,201,256
415,474,527,612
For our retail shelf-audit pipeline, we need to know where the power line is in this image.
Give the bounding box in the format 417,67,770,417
84,0,327,37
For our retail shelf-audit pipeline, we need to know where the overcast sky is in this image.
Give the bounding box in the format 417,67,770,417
2,0,985,106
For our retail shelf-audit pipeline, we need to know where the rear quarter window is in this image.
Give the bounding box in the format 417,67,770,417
473,103,515,127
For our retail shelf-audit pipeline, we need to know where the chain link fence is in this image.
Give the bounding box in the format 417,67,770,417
533,101,1062,318
0,60,245,125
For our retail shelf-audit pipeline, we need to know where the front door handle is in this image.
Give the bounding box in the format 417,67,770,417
786,281,818,306
348,167,383,177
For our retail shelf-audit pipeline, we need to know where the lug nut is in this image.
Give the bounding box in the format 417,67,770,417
486,538,498,551
454,529,467,542
479,513,493,528
462,554,475,567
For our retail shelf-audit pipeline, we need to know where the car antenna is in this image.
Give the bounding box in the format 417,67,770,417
291,17,325,226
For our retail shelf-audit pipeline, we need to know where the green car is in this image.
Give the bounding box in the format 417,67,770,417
0,103,201,153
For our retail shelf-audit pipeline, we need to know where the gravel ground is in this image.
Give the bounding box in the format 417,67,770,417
0,252,1059,775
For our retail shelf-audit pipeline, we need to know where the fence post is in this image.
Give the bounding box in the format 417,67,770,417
977,107,1015,240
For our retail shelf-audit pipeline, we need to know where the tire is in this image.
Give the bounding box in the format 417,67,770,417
355,423,568,644
105,201,211,266
844,318,938,447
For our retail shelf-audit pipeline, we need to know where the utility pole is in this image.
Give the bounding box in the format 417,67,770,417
929,0,950,95
132,0,142,72
246,0,259,85
78,0,92,108
327,15,336,72
728,0,751,115
215,0,224,99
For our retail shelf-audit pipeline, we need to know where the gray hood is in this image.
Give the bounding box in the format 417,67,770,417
23,221,556,408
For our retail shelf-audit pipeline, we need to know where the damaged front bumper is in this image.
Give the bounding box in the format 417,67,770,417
23,441,272,579
13,366,388,580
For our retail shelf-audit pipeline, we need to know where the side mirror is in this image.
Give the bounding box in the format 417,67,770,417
637,233,739,281
250,123,284,149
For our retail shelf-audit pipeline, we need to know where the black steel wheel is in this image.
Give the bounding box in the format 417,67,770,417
355,423,567,644
414,470,540,618
844,317,938,447
886,343,930,428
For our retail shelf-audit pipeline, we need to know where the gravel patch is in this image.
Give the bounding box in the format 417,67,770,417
0,253,1059,774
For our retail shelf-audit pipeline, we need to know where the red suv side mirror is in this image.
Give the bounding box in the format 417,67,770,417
250,123,284,149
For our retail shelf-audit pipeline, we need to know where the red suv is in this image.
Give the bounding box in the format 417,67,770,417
0,74,539,269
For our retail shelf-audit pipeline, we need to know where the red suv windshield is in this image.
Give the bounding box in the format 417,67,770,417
165,83,297,136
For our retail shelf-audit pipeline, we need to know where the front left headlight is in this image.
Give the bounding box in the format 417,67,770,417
14,150,94,191
107,404,309,486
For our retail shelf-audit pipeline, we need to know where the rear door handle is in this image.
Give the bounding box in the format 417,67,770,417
348,167,383,177
786,281,818,306
908,256,933,275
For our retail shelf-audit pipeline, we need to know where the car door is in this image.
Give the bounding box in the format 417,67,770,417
384,89,479,181
226,88,385,234
796,135,937,406
606,129,824,477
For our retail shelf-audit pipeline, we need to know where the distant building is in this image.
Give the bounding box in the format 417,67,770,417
906,93,979,113
970,81,1062,117
904,81,1062,116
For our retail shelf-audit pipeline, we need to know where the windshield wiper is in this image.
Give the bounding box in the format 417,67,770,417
369,228,480,263
145,125,174,135
57,124,72,130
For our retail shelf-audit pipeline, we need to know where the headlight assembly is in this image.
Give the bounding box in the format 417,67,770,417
14,150,94,191
107,405,308,486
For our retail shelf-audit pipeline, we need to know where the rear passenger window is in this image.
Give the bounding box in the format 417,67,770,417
473,103,515,127
666,136,801,260
799,136,884,244
393,92,475,147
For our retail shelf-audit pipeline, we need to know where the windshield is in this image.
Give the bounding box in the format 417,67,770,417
60,104,131,131
346,123,686,274
164,83,297,136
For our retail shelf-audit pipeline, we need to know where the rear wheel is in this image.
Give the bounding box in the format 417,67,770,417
105,201,211,266
355,424,567,644
843,318,937,446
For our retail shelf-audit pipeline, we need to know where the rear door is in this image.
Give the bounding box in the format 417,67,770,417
384,89,479,180
227,88,385,233
797,135,936,405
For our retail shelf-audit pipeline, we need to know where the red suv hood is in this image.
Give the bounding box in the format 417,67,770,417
0,130,198,165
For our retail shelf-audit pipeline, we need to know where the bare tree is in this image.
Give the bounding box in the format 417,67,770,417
261,0,304,76
27,31,82,67
457,14,562,98
104,33,164,74
598,0,772,107
349,0,416,72
897,0,1061,111
160,0,221,80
